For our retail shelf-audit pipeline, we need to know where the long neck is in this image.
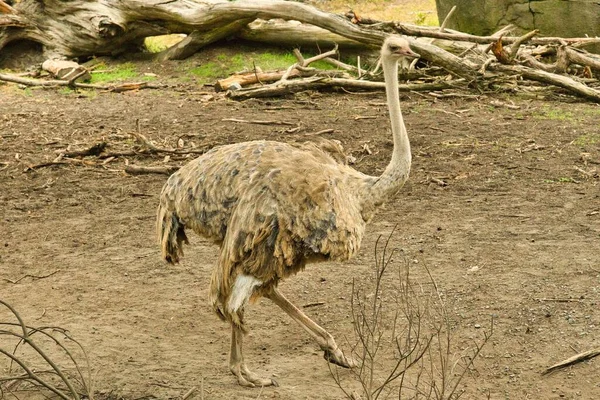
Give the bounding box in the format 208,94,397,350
369,55,412,204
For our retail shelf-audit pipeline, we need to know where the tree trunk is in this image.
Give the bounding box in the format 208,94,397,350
0,0,479,81
0,0,380,59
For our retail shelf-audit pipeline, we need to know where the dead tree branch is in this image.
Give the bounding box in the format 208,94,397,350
0,300,92,399
0,72,163,92
228,77,459,100
544,348,600,375
124,165,180,175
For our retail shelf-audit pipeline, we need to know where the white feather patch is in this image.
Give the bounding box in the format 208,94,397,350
228,274,262,312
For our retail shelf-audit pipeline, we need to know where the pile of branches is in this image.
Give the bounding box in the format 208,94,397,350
221,8,600,102
1,0,599,102
23,121,212,175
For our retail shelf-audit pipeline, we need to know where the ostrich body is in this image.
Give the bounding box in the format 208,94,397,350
157,36,418,387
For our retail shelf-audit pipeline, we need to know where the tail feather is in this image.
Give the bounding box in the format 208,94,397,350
157,203,189,264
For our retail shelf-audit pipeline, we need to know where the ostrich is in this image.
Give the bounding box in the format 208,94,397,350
157,36,418,387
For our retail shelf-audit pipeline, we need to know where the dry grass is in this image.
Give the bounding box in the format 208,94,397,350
311,0,438,26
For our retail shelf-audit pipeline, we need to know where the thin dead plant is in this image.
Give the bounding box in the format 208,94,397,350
330,230,493,400
0,300,93,400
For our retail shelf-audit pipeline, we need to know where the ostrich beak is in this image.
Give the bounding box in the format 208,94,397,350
399,48,420,59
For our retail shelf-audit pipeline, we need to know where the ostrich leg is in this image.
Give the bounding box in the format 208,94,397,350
229,323,278,387
266,287,357,368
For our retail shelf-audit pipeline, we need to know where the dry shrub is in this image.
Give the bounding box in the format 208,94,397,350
0,300,93,400
331,230,493,400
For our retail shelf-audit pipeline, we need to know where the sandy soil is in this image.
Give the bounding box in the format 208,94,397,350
1,62,599,400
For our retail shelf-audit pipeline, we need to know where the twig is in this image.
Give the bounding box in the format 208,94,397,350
0,0,16,13
182,386,197,400
430,177,448,187
509,29,539,59
393,24,600,47
0,72,162,92
543,348,600,374
221,118,296,126
124,165,179,175
303,45,339,66
323,57,359,72
0,300,82,400
24,158,98,171
302,301,325,308
354,115,376,120
534,298,585,303
59,142,107,158
305,128,334,136
4,270,61,284
228,77,458,100
439,5,456,32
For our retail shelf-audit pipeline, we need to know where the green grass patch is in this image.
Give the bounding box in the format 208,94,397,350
573,133,600,147
319,0,438,26
534,107,575,121
188,50,341,83
90,62,139,83
543,177,577,184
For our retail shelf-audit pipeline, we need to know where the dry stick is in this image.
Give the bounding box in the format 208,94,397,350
124,165,179,175
4,270,60,284
302,301,325,308
0,0,16,13
323,57,359,73
182,386,197,400
566,47,600,71
535,298,585,303
59,142,107,158
439,5,456,32
216,69,305,91
131,119,214,156
228,77,458,100
393,23,600,47
25,158,97,171
0,72,161,92
278,45,339,83
0,348,71,400
509,29,539,60
67,68,91,86
14,325,93,397
544,348,600,375
305,128,334,136
221,118,296,126
491,64,600,102
303,45,339,66
0,300,80,400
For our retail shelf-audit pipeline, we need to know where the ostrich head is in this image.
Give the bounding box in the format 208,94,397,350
381,36,420,59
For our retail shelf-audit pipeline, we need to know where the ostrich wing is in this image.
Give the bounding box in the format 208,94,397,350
214,145,368,290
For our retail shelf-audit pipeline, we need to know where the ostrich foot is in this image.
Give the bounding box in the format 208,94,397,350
230,362,279,388
323,347,358,369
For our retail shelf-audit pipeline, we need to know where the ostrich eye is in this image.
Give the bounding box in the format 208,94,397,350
389,45,399,52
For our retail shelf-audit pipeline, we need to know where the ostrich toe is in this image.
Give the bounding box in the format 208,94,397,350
230,362,278,387
323,348,358,368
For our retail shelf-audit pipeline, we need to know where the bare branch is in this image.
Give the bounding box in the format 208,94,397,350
544,348,600,375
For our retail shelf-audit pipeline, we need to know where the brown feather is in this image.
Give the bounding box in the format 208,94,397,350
158,139,374,329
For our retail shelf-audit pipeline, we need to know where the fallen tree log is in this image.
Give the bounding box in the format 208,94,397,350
490,64,600,102
227,77,459,100
41,60,91,81
0,0,480,83
0,73,163,92
238,19,366,49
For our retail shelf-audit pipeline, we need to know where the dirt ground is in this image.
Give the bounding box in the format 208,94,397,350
1,58,600,400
